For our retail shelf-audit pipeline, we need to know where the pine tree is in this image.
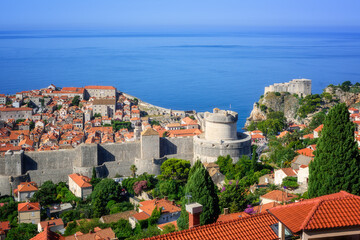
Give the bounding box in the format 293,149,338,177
177,161,220,230
308,103,360,198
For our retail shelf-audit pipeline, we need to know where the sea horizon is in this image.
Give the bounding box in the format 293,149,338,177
1,29,360,128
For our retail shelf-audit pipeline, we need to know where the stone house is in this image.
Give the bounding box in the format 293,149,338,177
297,165,309,185
37,219,64,233
18,202,41,224
0,107,32,121
260,190,297,205
274,168,297,186
129,198,181,229
64,227,115,240
313,124,323,138
165,123,181,131
0,221,10,240
92,99,116,118
84,86,116,99
14,182,38,202
0,94,7,105
68,173,92,200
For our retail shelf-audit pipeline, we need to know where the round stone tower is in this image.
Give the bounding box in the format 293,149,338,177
193,108,251,163
204,108,238,141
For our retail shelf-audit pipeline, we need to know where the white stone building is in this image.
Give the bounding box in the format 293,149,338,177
264,79,312,97
68,173,92,200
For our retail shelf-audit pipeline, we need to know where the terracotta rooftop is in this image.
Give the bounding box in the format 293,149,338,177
278,168,297,177
158,220,178,230
64,227,115,240
84,86,116,90
17,181,38,192
39,219,64,231
261,190,297,202
18,202,40,212
139,198,181,215
30,227,65,240
100,210,137,224
132,211,150,221
314,124,323,133
145,212,278,240
268,191,360,234
68,173,92,188
217,212,249,222
0,107,33,112
296,148,314,157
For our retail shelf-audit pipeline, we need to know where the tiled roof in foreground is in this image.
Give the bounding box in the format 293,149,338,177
268,191,360,234
145,212,278,240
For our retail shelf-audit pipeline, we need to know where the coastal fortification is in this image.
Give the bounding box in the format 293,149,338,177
264,79,311,97
0,108,251,196
194,108,251,163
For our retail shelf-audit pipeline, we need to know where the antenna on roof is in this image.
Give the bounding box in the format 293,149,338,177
185,193,192,204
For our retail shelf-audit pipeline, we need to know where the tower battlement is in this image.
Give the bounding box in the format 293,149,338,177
264,78,311,97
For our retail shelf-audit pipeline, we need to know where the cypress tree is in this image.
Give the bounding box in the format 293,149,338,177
177,161,220,230
308,103,360,198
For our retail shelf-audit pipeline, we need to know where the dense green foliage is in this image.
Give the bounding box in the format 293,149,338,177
177,161,220,230
31,180,58,206
219,181,247,213
0,199,18,224
216,155,271,185
91,178,124,217
309,111,326,130
112,120,132,131
309,103,360,197
257,111,286,136
5,223,37,240
71,95,80,106
281,176,299,189
159,158,191,181
298,94,322,118
122,173,157,195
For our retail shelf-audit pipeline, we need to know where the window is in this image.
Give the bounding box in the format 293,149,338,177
31,212,35,217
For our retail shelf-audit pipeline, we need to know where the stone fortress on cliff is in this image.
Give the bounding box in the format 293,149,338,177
0,108,251,196
264,78,312,97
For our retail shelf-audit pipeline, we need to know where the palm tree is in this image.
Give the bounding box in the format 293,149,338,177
130,164,137,178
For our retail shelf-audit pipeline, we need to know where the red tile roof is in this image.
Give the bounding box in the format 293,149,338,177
30,226,65,240
18,182,38,192
158,220,178,230
0,221,10,234
261,190,297,202
139,199,181,215
314,124,323,133
0,107,32,112
84,86,115,90
145,212,278,240
132,211,150,221
268,191,360,234
64,227,116,240
68,173,92,188
302,133,314,139
39,219,64,231
18,202,40,212
279,168,297,177
296,148,314,157
217,212,250,222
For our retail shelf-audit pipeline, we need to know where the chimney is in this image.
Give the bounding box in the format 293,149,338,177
186,202,203,229
171,200,175,205
223,208,229,215
278,221,286,240
164,196,168,200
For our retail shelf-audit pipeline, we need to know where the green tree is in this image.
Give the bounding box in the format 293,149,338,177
5,223,37,240
130,164,137,178
90,167,101,187
308,103,360,198
281,176,299,189
71,96,80,106
309,111,326,130
177,161,220,230
31,180,58,206
91,178,123,217
219,182,247,213
159,158,191,181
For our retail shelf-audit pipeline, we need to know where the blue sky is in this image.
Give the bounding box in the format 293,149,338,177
1,0,360,30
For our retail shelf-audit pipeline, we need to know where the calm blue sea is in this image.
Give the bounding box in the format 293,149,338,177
1,30,360,128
